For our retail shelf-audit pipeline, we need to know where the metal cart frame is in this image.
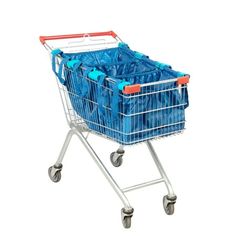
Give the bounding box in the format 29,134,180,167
40,31,184,228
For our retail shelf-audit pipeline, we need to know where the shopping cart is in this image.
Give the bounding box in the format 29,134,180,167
39,31,189,228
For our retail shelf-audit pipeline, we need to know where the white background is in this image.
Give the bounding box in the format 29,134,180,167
0,0,236,235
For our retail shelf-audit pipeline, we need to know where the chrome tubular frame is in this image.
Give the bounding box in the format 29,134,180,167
53,125,176,212
42,32,181,227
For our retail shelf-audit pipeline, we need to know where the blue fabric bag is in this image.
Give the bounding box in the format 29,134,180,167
51,45,189,144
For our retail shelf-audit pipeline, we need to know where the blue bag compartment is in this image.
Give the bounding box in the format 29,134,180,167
54,46,189,145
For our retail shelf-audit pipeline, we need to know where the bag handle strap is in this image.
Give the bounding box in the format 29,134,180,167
111,81,120,119
51,50,89,96
111,80,130,119
51,49,69,85
97,74,107,117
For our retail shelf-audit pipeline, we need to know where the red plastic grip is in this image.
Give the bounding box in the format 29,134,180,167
177,75,190,85
39,31,117,44
123,84,141,94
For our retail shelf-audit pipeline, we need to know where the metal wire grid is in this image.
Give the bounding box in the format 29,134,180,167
46,35,120,53
57,67,187,145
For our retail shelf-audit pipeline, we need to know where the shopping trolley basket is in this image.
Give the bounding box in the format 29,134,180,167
40,31,190,228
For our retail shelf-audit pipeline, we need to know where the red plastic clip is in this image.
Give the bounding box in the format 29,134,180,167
177,75,190,85
123,84,141,94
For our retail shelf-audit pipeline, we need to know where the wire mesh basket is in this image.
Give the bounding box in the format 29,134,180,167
49,40,189,145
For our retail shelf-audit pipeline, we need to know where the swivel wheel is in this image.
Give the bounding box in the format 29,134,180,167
110,150,124,167
48,164,63,183
121,208,134,228
163,195,177,215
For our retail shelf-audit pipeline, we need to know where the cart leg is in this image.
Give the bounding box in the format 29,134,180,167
72,128,133,212
48,129,74,183
55,129,74,166
146,141,177,215
146,140,175,197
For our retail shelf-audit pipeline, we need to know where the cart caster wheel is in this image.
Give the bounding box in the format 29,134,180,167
48,164,63,183
123,216,132,228
121,208,134,229
163,195,176,215
110,151,124,167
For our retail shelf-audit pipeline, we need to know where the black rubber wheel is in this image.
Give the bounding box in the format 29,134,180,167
110,152,123,167
122,216,131,228
163,196,175,215
48,166,61,183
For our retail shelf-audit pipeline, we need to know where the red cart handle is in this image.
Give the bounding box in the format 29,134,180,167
39,31,117,44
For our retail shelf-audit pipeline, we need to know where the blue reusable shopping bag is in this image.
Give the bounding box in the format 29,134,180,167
51,45,189,144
